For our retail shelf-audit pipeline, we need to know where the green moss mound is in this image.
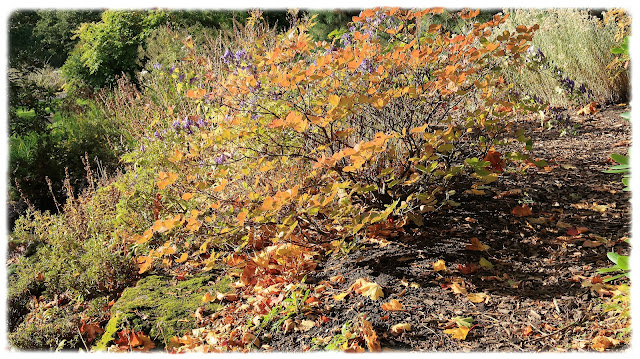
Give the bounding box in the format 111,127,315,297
94,274,230,350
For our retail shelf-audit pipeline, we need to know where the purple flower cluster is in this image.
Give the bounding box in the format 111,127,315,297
171,117,210,135
221,49,255,72
341,33,353,46
561,76,575,92
213,153,230,165
358,58,375,74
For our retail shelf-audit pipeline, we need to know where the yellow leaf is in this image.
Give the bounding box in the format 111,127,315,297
181,192,194,201
333,292,348,301
176,253,189,263
433,259,446,271
390,323,411,334
451,282,467,295
444,326,471,340
352,279,385,300
328,94,340,107
202,292,215,303
467,292,488,303
381,299,404,311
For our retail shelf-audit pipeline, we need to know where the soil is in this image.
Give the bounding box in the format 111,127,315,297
266,104,631,352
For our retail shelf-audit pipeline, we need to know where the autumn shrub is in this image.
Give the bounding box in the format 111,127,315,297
129,8,544,274
496,8,629,106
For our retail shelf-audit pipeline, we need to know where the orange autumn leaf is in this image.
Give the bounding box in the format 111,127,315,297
591,335,620,351
361,319,381,352
465,237,489,251
381,299,404,311
512,204,533,217
576,101,598,116
157,172,178,189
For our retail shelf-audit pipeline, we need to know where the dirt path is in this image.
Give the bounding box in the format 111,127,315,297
269,105,631,351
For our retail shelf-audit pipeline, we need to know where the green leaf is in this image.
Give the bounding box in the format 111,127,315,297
610,153,629,165
607,252,621,265
617,255,630,271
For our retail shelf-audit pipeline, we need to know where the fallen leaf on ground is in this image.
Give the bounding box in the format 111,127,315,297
458,263,479,274
479,257,494,270
299,320,315,332
450,279,467,295
582,240,603,248
591,203,609,213
433,259,446,271
444,326,471,340
381,299,404,311
352,278,385,300
576,101,598,116
202,292,215,303
591,335,620,351
80,322,104,343
467,292,489,303
390,323,411,334
361,319,381,352
465,237,489,251
512,204,533,217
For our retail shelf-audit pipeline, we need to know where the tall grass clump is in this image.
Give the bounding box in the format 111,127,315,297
497,8,629,107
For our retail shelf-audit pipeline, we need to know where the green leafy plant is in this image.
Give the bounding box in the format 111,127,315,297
604,152,630,191
596,251,630,282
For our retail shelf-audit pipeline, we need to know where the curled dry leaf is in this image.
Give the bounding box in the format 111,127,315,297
330,275,346,283
390,323,411,334
361,319,381,352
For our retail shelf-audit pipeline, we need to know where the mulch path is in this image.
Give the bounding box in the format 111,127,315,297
267,104,631,352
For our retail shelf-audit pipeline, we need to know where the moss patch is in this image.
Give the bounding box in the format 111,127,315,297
94,274,230,350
